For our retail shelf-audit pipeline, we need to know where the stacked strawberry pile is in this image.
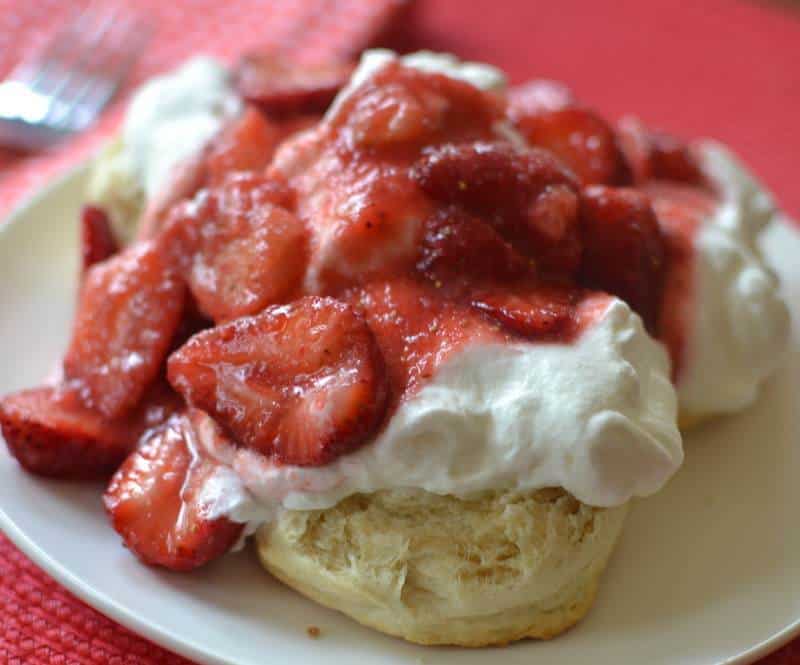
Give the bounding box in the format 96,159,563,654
0,54,712,572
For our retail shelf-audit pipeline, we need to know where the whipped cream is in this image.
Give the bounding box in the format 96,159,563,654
98,49,784,526
103,51,687,527
88,57,241,243
123,56,241,198
192,51,682,525
676,143,789,417
198,298,683,529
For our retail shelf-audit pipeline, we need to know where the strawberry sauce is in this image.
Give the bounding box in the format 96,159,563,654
266,64,622,420
644,183,717,379
0,56,720,570
142,61,718,471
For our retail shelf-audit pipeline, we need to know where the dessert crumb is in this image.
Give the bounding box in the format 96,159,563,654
307,625,321,639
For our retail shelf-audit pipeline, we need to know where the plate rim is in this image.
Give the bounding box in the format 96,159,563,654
1,162,799,665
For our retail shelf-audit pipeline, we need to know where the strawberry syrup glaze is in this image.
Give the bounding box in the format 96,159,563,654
260,62,629,413
645,183,717,379
0,55,710,569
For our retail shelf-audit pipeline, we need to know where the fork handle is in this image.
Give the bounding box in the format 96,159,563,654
0,117,71,151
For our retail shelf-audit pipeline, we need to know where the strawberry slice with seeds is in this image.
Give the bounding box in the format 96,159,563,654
163,174,307,323
471,285,584,341
0,381,181,479
417,207,532,287
167,296,388,466
63,241,185,419
579,186,666,330
513,106,632,186
413,141,578,215
350,279,509,396
472,287,615,343
80,205,117,273
235,53,353,116
104,409,243,571
413,141,581,277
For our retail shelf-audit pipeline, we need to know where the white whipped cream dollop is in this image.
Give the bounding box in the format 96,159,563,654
199,298,683,529
677,143,789,417
123,56,241,198
88,57,241,242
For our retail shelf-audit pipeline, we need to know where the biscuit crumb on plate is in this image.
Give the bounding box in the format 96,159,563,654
306,625,321,638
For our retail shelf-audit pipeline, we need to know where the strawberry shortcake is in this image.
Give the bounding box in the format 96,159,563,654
0,49,788,646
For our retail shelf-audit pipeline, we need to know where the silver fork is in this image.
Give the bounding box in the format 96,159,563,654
0,3,149,151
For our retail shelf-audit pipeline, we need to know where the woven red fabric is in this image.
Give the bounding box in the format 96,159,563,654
1,0,800,663
0,0,410,219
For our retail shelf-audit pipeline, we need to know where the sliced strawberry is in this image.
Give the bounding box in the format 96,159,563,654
417,207,531,288
204,107,283,186
615,117,654,183
524,183,583,277
63,241,185,419
413,140,577,220
413,141,581,277
341,78,438,148
508,79,574,118
104,410,243,571
80,205,117,273
330,62,504,149
649,131,705,185
349,279,509,396
162,174,307,322
0,386,136,479
579,186,666,330
235,53,353,116
0,381,180,479
470,285,585,341
513,106,632,186
616,117,705,186
167,297,389,466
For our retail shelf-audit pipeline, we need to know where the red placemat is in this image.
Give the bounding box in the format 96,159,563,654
1,1,800,663
0,0,411,219
402,0,800,221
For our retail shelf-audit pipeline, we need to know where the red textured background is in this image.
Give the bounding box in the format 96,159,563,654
1,1,799,663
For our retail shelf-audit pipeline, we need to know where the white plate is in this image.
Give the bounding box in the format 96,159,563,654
1,164,799,665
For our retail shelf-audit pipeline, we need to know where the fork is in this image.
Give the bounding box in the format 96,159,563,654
0,3,149,151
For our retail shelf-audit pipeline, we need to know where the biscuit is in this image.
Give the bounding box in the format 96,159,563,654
256,487,628,646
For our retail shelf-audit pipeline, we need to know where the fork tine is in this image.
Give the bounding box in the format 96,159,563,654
43,4,122,125
13,2,96,91
0,2,148,148
60,13,150,130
